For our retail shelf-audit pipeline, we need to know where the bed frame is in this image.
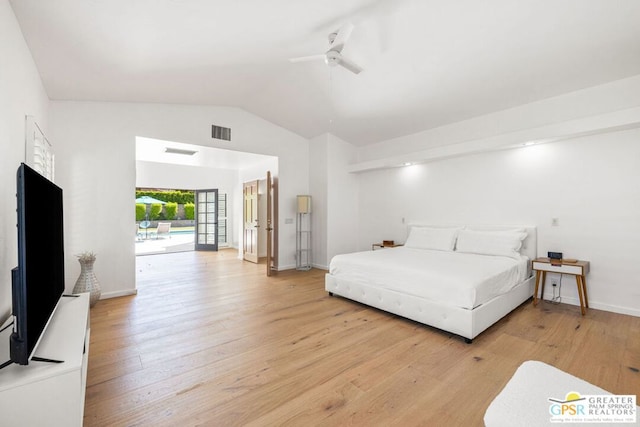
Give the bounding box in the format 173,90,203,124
325,225,537,343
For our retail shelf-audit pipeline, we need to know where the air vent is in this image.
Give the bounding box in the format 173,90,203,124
212,125,231,141
165,147,197,155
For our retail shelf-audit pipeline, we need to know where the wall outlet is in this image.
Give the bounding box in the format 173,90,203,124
285,218,293,224
551,218,559,227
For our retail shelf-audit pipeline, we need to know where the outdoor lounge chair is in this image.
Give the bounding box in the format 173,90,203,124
154,222,171,239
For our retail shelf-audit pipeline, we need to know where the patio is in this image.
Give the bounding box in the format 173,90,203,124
135,227,195,255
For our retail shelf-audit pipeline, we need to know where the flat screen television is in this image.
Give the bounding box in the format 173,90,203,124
9,163,65,365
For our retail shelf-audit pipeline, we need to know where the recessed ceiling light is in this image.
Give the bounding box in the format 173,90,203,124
165,147,197,155
402,162,412,166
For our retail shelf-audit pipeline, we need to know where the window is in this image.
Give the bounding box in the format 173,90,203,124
26,116,55,181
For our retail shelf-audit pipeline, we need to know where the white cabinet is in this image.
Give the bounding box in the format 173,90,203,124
0,293,90,427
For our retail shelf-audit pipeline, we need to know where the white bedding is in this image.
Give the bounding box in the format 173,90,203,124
329,247,529,309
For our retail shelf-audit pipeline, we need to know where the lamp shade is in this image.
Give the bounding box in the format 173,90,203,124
297,195,311,214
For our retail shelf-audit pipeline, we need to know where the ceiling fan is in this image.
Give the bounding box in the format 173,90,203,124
289,22,363,74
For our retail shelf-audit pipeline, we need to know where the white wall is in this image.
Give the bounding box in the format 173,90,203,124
136,160,239,247
345,73,640,317
309,134,328,268
136,160,238,194
0,1,50,321
309,134,359,269
357,129,640,316
326,135,359,265
50,101,308,299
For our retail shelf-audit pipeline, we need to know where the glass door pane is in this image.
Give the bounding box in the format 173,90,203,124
195,189,218,251
217,193,228,246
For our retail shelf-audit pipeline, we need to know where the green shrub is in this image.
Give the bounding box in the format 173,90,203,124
135,189,195,204
165,202,178,220
136,203,146,221
184,203,195,220
150,203,163,220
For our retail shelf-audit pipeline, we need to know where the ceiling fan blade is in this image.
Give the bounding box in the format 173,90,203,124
337,55,363,74
289,54,325,63
328,21,354,53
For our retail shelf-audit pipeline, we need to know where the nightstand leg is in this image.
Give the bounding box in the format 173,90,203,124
576,275,586,315
533,270,542,306
580,275,589,308
540,271,547,302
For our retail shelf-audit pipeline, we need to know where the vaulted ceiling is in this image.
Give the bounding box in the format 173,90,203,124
10,0,640,146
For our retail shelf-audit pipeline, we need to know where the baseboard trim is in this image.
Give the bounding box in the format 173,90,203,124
589,302,640,317
541,292,640,317
100,289,138,300
277,264,328,271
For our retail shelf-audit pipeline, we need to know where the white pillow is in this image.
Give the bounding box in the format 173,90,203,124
404,226,461,251
466,226,526,234
455,229,527,259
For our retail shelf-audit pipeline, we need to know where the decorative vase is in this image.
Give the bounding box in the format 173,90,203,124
73,257,101,307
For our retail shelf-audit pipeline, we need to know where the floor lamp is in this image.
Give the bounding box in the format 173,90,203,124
296,195,312,271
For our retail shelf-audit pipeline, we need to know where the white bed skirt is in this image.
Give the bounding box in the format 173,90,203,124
325,273,535,341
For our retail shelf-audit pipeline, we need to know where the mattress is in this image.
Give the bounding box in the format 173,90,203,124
329,247,529,309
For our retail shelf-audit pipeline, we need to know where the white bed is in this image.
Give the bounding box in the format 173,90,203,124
325,225,537,342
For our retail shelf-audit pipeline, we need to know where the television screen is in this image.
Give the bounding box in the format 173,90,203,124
10,163,65,365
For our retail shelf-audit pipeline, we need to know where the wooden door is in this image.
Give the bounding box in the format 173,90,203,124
195,189,218,251
266,171,274,276
243,180,259,263
271,175,278,271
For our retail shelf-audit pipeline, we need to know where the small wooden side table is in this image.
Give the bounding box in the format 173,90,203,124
372,243,403,250
532,257,590,315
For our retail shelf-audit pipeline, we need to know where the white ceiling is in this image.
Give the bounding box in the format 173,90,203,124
10,0,640,146
136,136,276,169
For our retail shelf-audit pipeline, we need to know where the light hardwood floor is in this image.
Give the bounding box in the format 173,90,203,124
84,250,640,426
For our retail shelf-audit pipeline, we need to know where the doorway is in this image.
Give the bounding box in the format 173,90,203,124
134,187,196,256
135,136,278,270
242,173,277,273
243,180,259,263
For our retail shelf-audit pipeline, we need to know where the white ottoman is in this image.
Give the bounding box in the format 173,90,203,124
484,360,639,426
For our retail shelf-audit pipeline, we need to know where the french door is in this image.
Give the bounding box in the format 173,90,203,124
266,171,277,275
195,189,218,251
243,180,259,263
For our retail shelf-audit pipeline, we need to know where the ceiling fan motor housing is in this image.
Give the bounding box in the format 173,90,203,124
325,50,341,66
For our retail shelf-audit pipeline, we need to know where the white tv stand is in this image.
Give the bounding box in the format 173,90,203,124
0,293,90,427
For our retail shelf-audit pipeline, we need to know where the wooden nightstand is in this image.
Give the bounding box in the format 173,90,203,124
532,257,590,315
